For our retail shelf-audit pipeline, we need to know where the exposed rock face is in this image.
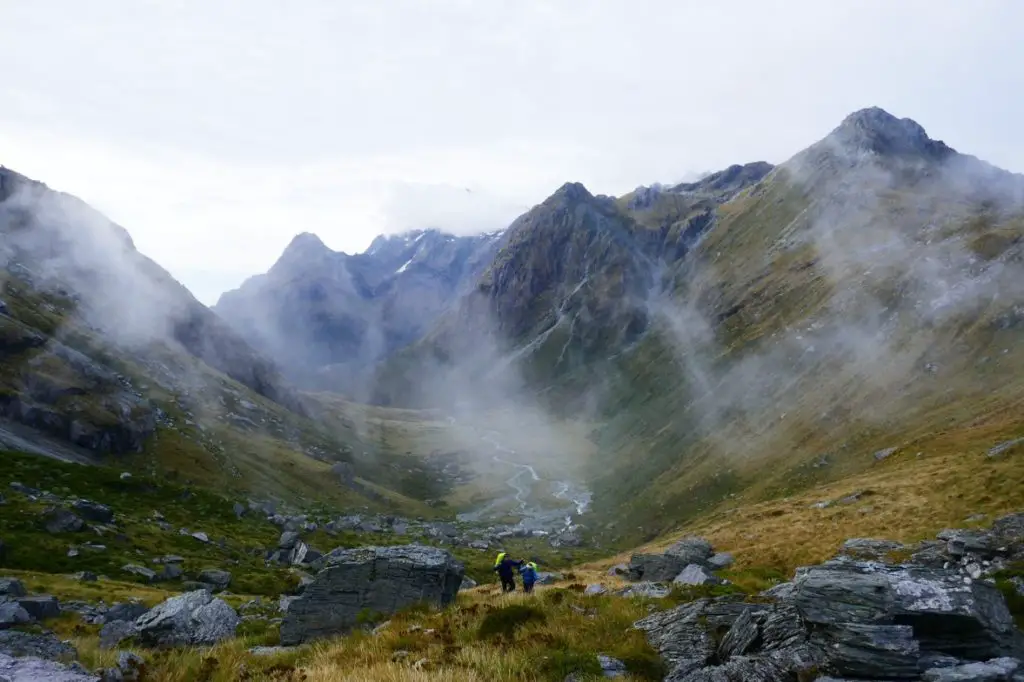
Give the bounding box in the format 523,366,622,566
636,518,1024,681
133,589,239,648
279,544,464,645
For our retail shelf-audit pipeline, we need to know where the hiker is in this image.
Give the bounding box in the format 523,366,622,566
519,561,539,593
493,553,524,592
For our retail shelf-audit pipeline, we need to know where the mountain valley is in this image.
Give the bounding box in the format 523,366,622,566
3,107,1024,681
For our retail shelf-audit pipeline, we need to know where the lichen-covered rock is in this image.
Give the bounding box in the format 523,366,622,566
279,544,463,645
790,561,1024,660
134,589,239,648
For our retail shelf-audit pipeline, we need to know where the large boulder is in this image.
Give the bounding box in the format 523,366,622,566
279,544,464,645
134,589,239,648
789,561,1024,661
636,555,1024,681
627,553,689,582
664,537,715,565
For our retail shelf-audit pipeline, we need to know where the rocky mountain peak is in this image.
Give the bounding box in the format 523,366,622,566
271,232,335,274
550,181,595,204
827,106,954,160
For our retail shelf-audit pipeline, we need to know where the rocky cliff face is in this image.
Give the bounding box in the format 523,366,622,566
214,228,503,398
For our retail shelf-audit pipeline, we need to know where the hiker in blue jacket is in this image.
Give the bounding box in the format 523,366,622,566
519,561,539,593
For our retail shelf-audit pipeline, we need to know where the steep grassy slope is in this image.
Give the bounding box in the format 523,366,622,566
585,109,1024,544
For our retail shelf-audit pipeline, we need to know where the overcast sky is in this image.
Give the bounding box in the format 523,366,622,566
2,1,1023,304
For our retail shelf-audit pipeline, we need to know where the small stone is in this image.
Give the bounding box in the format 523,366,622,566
873,447,897,461
122,564,157,582
119,472,132,481
597,654,627,678
73,571,98,582
708,552,734,569
191,532,209,543
584,584,607,596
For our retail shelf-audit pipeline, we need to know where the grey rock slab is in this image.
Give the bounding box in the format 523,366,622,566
0,653,99,682
628,553,689,582
120,565,155,582
0,602,31,630
0,631,77,661
279,544,463,645
672,564,717,586
664,537,714,565
617,582,670,599
584,584,607,596
838,538,906,561
197,570,231,590
103,602,147,624
15,596,60,621
815,622,920,679
134,589,239,648
923,657,1021,681
790,561,1024,660
98,621,138,651
278,531,300,550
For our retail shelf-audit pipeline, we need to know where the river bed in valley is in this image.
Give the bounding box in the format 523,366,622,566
454,426,592,536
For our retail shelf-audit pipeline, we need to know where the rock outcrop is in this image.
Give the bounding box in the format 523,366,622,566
635,515,1024,681
279,544,464,645
132,589,239,648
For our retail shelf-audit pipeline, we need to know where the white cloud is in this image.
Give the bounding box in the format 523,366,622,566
1,0,1023,304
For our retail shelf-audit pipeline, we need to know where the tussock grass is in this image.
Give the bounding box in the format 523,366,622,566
33,585,662,681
